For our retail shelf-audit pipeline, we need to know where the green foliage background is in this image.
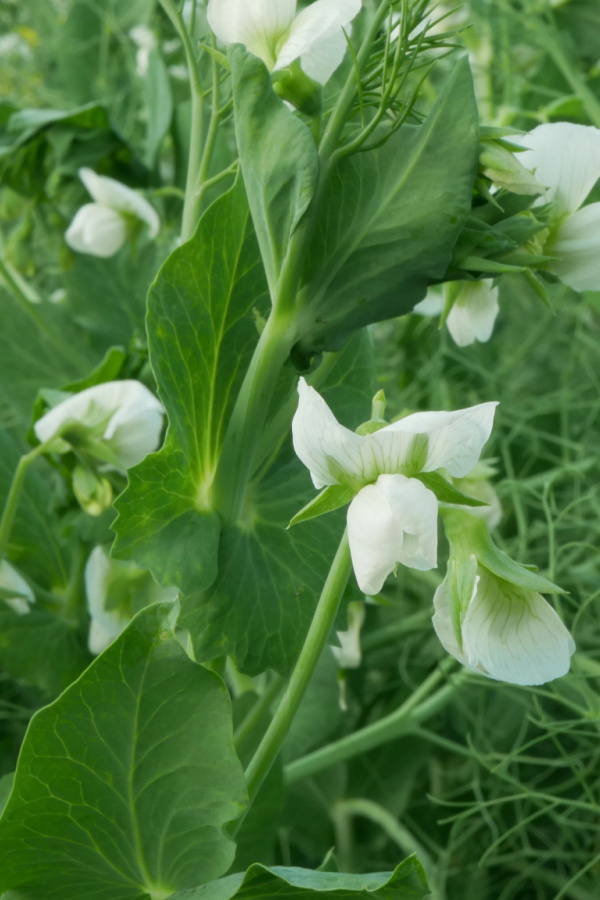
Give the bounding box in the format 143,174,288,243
0,1,599,899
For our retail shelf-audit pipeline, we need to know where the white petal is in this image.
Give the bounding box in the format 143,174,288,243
275,0,361,75
79,168,160,237
382,403,498,478
85,546,129,654
207,0,296,67
0,560,35,615
34,380,164,468
413,290,444,317
65,204,127,258
516,123,600,216
104,407,165,469
292,377,365,488
431,577,469,666
88,618,120,655
446,281,500,347
347,475,438,595
549,202,600,292
331,600,365,668
300,29,347,84
461,570,575,686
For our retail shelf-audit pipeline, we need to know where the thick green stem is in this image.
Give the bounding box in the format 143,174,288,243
0,442,51,560
159,0,205,240
285,659,464,784
214,2,394,521
237,532,352,827
213,305,298,522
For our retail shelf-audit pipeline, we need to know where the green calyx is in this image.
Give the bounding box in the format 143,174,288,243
272,62,323,117
441,507,565,595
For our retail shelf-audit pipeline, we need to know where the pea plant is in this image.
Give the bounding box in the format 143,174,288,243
0,0,598,897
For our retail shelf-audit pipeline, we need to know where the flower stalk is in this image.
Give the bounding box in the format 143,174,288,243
237,530,352,826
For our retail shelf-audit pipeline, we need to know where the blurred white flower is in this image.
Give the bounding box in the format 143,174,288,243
65,168,160,258
34,380,165,471
516,123,600,292
433,565,575,686
85,546,177,655
207,0,362,85
451,461,502,529
331,600,365,668
130,24,157,76
292,378,497,595
414,280,500,347
0,561,35,616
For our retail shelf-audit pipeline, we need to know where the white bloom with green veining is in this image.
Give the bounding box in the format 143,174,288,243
66,168,160,258
34,380,165,471
433,565,575,686
516,122,600,292
207,0,362,85
292,378,497,595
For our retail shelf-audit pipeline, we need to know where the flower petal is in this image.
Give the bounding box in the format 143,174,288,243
549,202,600,292
347,474,438,595
413,289,444,317
431,576,469,666
79,168,160,237
34,380,165,468
207,0,297,67
275,0,361,75
65,204,127,258
0,560,35,615
382,403,498,478
516,123,600,216
84,546,129,654
446,280,500,347
292,378,365,488
300,29,347,84
331,600,365,668
461,569,575,686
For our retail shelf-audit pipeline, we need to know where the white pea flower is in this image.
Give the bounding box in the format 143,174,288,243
451,461,502,530
207,0,362,85
331,600,365,669
130,24,158,76
516,123,600,292
85,546,177,655
414,280,500,347
65,168,160,258
433,565,575,686
292,378,497,595
0,561,35,616
34,380,165,471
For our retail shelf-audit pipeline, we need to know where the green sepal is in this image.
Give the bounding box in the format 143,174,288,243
417,472,488,507
442,508,565,594
288,484,354,528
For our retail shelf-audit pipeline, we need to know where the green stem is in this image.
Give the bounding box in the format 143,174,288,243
159,0,205,240
361,609,432,652
540,26,600,129
192,49,221,216
285,659,464,784
233,674,285,755
213,1,394,522
0,442,52,560
237,532,352,828
213,304,298,522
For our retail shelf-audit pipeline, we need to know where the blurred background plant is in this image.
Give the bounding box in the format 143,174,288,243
1,1,599,898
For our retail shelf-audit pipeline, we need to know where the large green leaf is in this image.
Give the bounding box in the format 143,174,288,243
229,47,319,298
169,857,429,899
181,334,376,677
297,56,479,351
112,178,269,594
0,603,247,900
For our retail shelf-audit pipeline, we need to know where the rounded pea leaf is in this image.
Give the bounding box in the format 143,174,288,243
0,603,247,900
169,857,429,899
